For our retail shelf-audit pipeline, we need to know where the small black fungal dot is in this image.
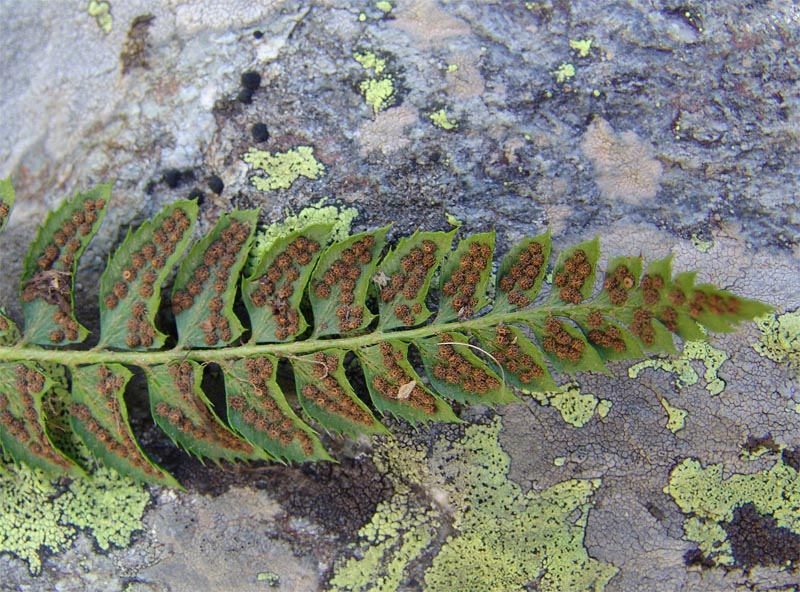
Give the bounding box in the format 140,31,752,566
187,187,206,205
163,169,182,188
207,175,224,194
251,123,270,142
237,88,254,105
241,71,261,91
253,30,263,39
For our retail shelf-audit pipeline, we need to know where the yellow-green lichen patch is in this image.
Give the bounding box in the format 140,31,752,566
531,383,611,428
0,461,150,574
330,418,618,591
242,146,325,191
429,108,458,130
569,38,593,57
246,198,358,275
664,457,800,567
660,398,687,433
354,51,397,114
554,62,575,83
753,310,800,377
87,1,113,34
375,1,392,14
628,338,728,395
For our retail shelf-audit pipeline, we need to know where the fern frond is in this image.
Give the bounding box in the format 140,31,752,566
0,183,772,485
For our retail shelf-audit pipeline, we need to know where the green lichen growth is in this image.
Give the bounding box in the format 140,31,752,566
430,109,458,130
354,51,396,113
530,383,611,428
242,146,325,191
0,460,150,574
753,310,800,378
554,63,575,83
660,398,687,433
246,198,358,275
375,1,392,14
330,418,618,591
256,571,280,586
87,1,113,34
664,457,800,566
690,233,714,253
628,338,728,395
569,38,593,57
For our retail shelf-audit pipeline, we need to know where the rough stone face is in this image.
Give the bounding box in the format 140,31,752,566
0,0,798,590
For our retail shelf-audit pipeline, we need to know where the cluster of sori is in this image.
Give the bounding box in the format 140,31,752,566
313,235,376,332
172,219,251,345
372,342,438,413
487,325,545,385
430,333,501,394
603,264,637,306
230,357,313,455
0,200,9,225
584,310,627,353
498,241,546,307
542,316,586,363
248,235,321,340
104,206,192,348
553,249,593,305
380,239,438,325
70,366,167,479
442,241,492,318
154,362,254,454
300,352,375,425
22,197,106,343
0,365,71,469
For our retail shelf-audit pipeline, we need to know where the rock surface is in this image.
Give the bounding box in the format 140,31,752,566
1,1,798,590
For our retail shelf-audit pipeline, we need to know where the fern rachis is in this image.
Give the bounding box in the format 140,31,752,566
0,178,771,486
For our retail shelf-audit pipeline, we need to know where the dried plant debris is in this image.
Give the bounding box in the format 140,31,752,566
0,179,770,485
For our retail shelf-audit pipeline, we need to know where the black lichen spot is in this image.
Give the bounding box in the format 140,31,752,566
251,123,270,142
782,447,800,472
163,169,183,189
683,547,715,569
253,30,264,39
187,187,206,205
240,71,262,91
724,503,800,570
207,175,224,195
742,432,781,456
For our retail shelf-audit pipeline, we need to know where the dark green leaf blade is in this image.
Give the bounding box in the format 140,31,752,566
0,362,82,476
376,230,454,330
437,232,495,322
309,227,389,337
173,210,258,348
147,361,266,464
527,316,608,374
473,325,557,392
242,224,332,342
0,177,15,235
222,356,331,462
21,184,111,345
357,341,459,423
98,200,198,349
417,332,518,405
69,364,178,486
494,230,551,312
547,236,600,306
0,310,19,346
291,349,387,438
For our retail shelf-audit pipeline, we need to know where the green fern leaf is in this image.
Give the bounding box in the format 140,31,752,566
242,223,332,342
0,177,14,235
21,185,110,345
0,362,81,476
222,356,331,462
173,210,257,347
0,181,774,485
98,200,198,349
147,361,266,464
291,349,388,438
69,364,178,487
